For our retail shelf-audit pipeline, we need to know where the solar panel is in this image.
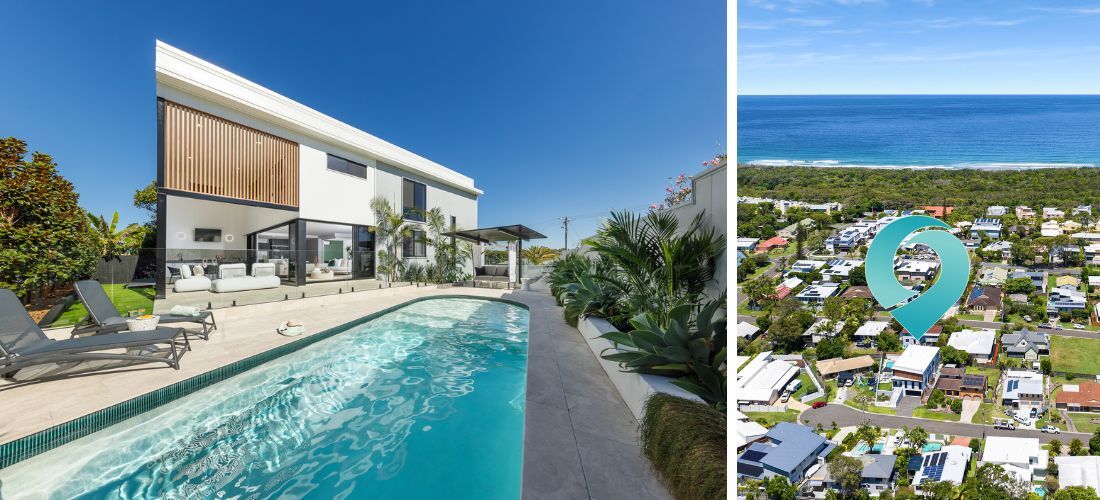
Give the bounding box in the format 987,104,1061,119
741,450,766,462
936,453,947,467
739,464,764,478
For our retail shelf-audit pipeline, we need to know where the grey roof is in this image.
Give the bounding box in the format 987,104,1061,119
749,422,832,473
1002,329,1049,354
862,454,898,480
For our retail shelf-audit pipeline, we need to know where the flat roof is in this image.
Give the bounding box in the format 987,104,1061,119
893,345,940,375
1056,456,1100,491
444,225,548,243
982,436,1041,466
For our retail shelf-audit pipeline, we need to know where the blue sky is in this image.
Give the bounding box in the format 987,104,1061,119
739,0,1100,94
0,1,725,248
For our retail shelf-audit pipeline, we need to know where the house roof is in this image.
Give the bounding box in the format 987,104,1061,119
901,324,943,336
853,321,890,338
982,436,1041,466
755,423,832,473
1002,329,1048,354
893,345,940,375
915,445,972,485
817,355,875,376
842,286,874,299
1056,381,1100,408
736,352,800,402
1055,456,1100,491
1057,275,1082,287
947,329,996,357
759,236,789,248
737,322,760,339
967,286,1003,308
861,454,898,480
1003,371,1044,399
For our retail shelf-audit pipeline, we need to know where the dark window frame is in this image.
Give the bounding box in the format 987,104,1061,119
403,178,427,221
403,229,427,258
326,154,368,179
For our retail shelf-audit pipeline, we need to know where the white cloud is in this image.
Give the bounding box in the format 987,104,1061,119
742,38,816,49
917,17,1028,29
785,17,837,26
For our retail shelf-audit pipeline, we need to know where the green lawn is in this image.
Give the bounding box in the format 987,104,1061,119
1065,412,1100,434
1050,336,1100,374
50,284,155,327
957,314,984,321
791,372,815,400
966,365,1001,394
912,407,961,422
744,409,800,428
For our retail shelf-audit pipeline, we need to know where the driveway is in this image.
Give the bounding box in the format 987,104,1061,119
800,403,1087,444
960,399,981,423
895,396,921,417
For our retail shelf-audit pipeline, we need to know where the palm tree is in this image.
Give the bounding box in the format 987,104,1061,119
370,196,414,281
87,211,143,260
522,245,559,265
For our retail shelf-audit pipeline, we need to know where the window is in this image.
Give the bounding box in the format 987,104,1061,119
403,179,427,221
326,154,368,179
403,230,427,257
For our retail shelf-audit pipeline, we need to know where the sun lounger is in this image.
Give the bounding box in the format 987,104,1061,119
72,280,217,340
0,289,188,380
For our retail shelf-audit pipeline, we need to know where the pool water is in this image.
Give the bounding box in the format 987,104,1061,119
923,442,943,453
0,298,529,499
871,442,885,453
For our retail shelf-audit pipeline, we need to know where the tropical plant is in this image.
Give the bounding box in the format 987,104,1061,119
87,211,145,259
412,206,472,283
0,137,98,302
599,298,727,408
639,393,726,500
547,253,596,302
370,196,414,281
522,245,558,265
585,210,725,324
560,272,621,326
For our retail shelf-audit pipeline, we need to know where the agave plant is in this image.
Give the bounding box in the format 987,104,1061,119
598,298,727,409
547,253,594,302
560,273,621,326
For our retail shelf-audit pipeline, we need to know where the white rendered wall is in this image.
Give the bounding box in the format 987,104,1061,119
164,195,297,255
297,143,377,226
668,164,728,298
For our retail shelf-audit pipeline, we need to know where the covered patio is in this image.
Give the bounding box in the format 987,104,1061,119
445,224,548,289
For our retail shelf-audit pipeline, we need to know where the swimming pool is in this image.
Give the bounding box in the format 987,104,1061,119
922,442,943,453
0,298,529,499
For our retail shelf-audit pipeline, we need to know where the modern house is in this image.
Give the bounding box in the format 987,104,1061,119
736,352,800,406
790,260,827,274
966,286,1002,312
1048,285,1087,315
1010,270,1046,292
821,259,863,282
987,205,1008,217
1002,370,1045,411
1041,220,1063,237
1043,207,1066,219
1055,456,1100,492
803,318,845,346
980,437,1047,484
734,409,770,453
946,329,997,364
914,445,972,486
977,266,1009,286
1055,381,1100,412
796,284,840,306
1016,206,1037,220
736,238,760,253
737,422,836,484
825,224,872,253
891,345,941,397
936,365,986,399
154,41,480,297
982,241,1012,262
894,260,938,282
1001,329,1049,360
900,324,943,347
852,321,890,348
970,218,1002,239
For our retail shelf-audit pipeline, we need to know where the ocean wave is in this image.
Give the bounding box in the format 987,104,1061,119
742,159,1098,170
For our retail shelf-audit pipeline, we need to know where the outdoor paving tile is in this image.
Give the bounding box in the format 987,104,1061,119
573,428,671,500
520,401,589,500
555,347,622,402
526,351,567,409
565,392,639,446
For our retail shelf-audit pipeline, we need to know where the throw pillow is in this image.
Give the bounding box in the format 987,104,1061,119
179,265,192,279
193,265,205,276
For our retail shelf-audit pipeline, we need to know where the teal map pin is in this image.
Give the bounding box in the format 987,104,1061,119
865,215,970,341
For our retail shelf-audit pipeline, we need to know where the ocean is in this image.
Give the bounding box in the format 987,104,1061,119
737,95,1100,169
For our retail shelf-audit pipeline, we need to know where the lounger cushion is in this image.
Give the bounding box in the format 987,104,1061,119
18,327,183,355
174,276,212,293
211,276,280,293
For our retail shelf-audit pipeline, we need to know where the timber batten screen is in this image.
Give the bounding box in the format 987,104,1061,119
163,101,299,207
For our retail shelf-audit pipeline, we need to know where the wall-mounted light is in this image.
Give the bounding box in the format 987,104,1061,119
176,232,186,240
225,234,235,243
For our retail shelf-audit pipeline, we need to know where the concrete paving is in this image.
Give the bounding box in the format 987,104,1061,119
3,281,668,499
960,399,981,423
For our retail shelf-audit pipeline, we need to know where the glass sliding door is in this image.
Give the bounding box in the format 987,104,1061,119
253,222,296,284
354,226,375,279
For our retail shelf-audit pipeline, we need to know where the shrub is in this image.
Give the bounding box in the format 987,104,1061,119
639,394,726,500
951,398,963,414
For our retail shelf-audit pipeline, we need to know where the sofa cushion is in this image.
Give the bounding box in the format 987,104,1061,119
179,264,192,279
173,276,211,293
192,265,205,276
220,263,247,279
252,262,276,277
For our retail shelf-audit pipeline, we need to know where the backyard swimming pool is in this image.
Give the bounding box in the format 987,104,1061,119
0,298,529,499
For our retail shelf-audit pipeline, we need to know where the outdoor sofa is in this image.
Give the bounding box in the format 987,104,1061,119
173,264,212,293
72,280,217,340
474,265,510,283
211,263,281,293
0,289,189,381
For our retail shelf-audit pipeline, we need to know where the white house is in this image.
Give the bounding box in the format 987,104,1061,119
1016,206,1037,219
891,345,941,397
914,445,972,486
796,284,840,306
734,409,769,452
946,329,997,364
1002,370,1045,411
790,260,827,274
853,321,890,348
1041,220,1063,237
154,41,481,297
894,260,939,282
970,218,1003,239
980,436,1047,484
736,237,760,253
987,206,1008,217
1055,456,1100,492
737,322,761,341
736,352,800,406
821,259,863,282
1048,285,1087,315
804,319,846,346
1043,207,1066,219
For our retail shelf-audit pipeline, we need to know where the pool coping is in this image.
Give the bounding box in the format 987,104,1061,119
0,294,529,470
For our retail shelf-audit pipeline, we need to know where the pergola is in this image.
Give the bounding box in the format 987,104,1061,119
443,224,547,282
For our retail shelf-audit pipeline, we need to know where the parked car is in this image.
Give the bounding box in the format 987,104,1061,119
1074,323,1087,329
812,401,828,409
1023,315,1033,322
1038,323,1052,329
994,418,1016,430
1054,324,1064,331
781,391,791,403
1042,426,1060,434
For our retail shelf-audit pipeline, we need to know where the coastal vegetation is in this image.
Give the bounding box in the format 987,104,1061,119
640,393,726,500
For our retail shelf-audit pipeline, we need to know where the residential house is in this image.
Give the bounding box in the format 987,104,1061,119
970,218,1003,239
1063,220,1084,233
804,318,846,346
756,236,788,253
901,325,943,346
987,206,1008,217
978,267,1009,286
736,352,801,406
892,345,942,397
1055,381,1100,412
1056,275,1081,288
966,286,1003,312
1002,370,1044,411
1048,285,1087,315
853,321,890,348
1016,206,1037,220
1075,205,1093,216
1044,207,1066,219
734,409,769,453
1000,329,1049,360
1054,456,1100,492
936,365,987,399
980,437,1047,484
737,322,761,342
842,286,874,300
817,355,875,379
803,454,897,498
821,258,863,282
774,276,803,300
923,205,954,218
825,223,873,253
1041,220,1063,237
1010,270,1046,292
983,241,1013,262
1006,293,1029,304
1085,244,1100,263
946,329,997,364
153,42,481,296
796,284,840,306
737,423,837,484
914,445,972,486
1071,232,1100,243
790,259,827,274
778,218,815,239
895,260,939,282
736,238,760,253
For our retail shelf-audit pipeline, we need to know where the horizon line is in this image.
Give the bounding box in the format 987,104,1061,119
738,93,1100,96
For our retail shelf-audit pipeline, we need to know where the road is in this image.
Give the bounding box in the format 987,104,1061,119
736,314,1100,340
800,403,1085,444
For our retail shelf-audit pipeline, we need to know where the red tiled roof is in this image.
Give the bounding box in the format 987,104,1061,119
901,325,943,335
774,285,792,300
922,205,955,218
1057,381,1100,409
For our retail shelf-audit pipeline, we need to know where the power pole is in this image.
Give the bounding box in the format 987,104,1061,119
560,217,573,250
